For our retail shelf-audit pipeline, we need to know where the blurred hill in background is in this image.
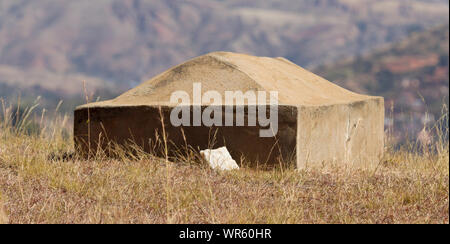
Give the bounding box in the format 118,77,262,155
316,24,449,142
0,0,448,140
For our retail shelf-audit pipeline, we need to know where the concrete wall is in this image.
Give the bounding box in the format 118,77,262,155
74,105,298,166
296,97,384,169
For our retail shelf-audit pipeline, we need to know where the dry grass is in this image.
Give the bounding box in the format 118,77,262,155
0,101,448,224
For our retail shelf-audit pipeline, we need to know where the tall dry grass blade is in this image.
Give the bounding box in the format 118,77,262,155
82,80,91,159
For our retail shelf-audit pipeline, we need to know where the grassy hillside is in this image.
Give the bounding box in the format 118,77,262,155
0,1,448,224
0,101,448,224
316,24,449,142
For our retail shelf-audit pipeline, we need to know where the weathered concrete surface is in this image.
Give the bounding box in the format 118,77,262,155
74,51,384,168
297,99,384,168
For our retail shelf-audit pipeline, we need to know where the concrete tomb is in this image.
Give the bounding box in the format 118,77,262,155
74,52,384,168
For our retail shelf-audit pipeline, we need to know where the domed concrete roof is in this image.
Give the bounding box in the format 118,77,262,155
78,52,376,108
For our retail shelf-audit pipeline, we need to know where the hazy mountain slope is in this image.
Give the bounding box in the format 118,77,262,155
316,24,449,141
0,0,448,87
0,64,117,110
